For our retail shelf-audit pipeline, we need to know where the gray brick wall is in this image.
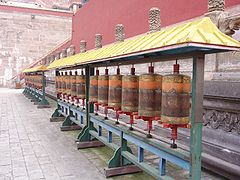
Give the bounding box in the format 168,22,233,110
0,10,72,86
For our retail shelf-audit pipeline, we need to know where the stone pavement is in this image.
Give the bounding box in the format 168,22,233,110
0,88,108,180
0,88,222,180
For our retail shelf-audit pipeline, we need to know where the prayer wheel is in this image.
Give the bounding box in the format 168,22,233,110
98,69,109,106
55,72,60,96
138,74,162,117
65,72,71,99
39,74,42,90
89,75,98,102
70,71,77,100
28,75,31,87
121,75,139,113
35,75,38,89
57,72,62,96
59,72,65,98
161,69,191,124
61,72,67,98
108,75,122,109
31,75,34,87
76,71,85,100
36,75,38,89
33,75,36,88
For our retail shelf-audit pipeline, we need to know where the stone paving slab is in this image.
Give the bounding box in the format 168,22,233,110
0,88,107,180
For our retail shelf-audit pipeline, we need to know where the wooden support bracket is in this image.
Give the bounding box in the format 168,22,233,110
105,165,142,177
50,117,65,122
76,140,105,149
37,104,51,109
60,125,81,131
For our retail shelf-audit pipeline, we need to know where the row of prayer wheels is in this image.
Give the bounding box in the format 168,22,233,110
56,62,191,145
56,63,191,125
25,74,42,90
56,71,85,104
89,64,190,125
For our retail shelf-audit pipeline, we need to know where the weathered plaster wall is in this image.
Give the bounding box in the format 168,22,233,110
0,8,72,86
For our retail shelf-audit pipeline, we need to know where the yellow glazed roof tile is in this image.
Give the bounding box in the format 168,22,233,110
47,17,240,70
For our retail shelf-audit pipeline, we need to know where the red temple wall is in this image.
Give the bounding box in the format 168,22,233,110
71,0,240,52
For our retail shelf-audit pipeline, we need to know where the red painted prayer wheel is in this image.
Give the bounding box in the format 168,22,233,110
34,76,36,88
65,72,71,96
56,73,63,94
76,74,85,99
70,71,77,97
108,75,122,109
61,72,67,95
161,74,191,124
121,75,139,113
98,75,109,106
138,74,162,117
37,74,42,90
56,75,60,94
89,75,98,102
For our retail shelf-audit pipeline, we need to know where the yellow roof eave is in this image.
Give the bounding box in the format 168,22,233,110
23,65,47,73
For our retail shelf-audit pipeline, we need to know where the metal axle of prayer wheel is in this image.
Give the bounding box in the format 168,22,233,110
135,63,162,138
106,66,122,124
76,69,86,109
97,68,109,119
118,65,139,130
70,71,77,105
89,69,99,114
161,60,191,148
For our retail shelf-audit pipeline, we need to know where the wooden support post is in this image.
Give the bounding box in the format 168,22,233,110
190,55,204,180
37,72,51,108
76,66,101,147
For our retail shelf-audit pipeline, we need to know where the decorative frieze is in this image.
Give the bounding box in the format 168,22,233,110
41,58,46,65
115,24,124,42
149,7,161,33
50,55,55,63
203,109,240,134
60,49,67,58
80,40,87,53
95,34,102,49
208,0,225,12
67,45,75,56
55,51,60,60
46,56,51,64
69,2,82,14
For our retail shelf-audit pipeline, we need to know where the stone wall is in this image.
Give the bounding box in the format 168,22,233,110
0,9,72,86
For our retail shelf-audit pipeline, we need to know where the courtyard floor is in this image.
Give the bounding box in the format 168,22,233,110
0,88,155,180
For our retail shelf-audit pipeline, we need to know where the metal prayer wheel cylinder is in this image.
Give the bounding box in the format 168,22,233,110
138,74,162,117
58,74,63,94
121,75,139,112
58,75,62,94
108,75,122,109
55,76,58,89
61,74,66,94
98,75,109,105
65,74,71,95
38,75,42,90
161,74,191,124
70,74,77,97
89,76,98,102
76,75,85,99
